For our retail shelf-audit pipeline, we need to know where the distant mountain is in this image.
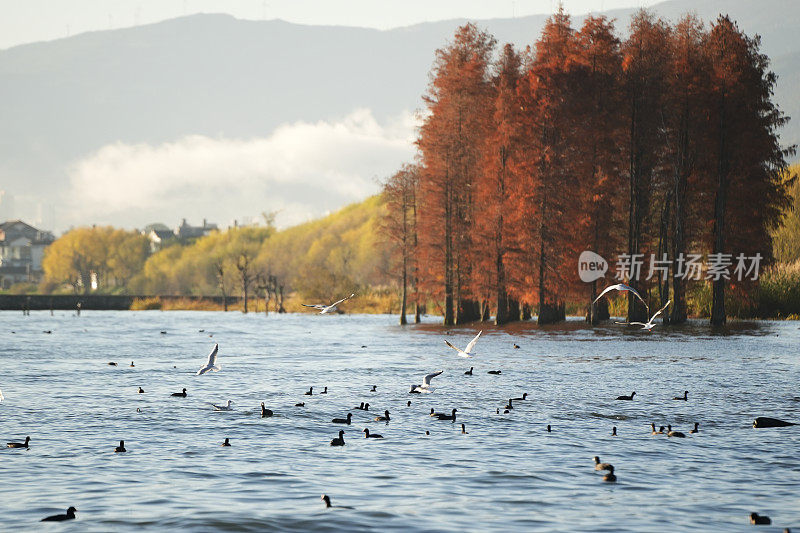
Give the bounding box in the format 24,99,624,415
0,0,797,232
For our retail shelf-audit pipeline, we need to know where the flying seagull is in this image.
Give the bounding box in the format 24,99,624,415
616,300,671,331
302,293,355,314
411,370,443,393
196,344,221,375
445,331,482,358
592,283,648,311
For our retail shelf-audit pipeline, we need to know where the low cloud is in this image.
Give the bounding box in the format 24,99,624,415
65,109,417,230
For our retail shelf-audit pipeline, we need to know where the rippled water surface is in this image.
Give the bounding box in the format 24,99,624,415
1,311,799,531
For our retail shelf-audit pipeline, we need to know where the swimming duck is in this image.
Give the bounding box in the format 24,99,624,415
295,402,305,407
107,362,118,366
260,403,273,417
461,423,468,434
406,401,411,407
355,402,365,410
750,513,771,525
330,430,345,446
7,436,30,448
363,428,383,439
304,387,313,396
114,440,126,453
602,465,617,482
137,387,145,394
594,456,613,471
434,408,457,421
332,413,352,425
221,438,231,447
511,393,528,401
504,399,514,410
171,388,187,397
672,390,688,401
321,494,353,509
129,361,135,367
690,422,699,433
370,385,377,392
513,344,520,349
611,426,617,436
320,387,328,394
547,424,551,433
650,423,659,435
616,391,635,400
464,367,473,375
753,416,796,428
667,425,686,438
487,370,502,375
374,410,391,422
41,507,77,522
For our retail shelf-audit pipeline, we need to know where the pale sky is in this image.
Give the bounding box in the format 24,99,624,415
1,0,660,50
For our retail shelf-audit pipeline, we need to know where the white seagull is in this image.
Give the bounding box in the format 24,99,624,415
209,400,234,411
302,293,355,314
616,300,671,331
411,370,443,393
445,331,482,358
592,283,649,311
196,344,221,375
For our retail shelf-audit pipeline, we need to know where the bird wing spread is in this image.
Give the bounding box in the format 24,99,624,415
464,331,482,354
422,370,443,387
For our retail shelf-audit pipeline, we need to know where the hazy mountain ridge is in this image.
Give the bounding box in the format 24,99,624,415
1,0,798,231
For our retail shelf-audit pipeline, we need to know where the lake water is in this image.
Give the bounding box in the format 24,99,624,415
1,311,799,531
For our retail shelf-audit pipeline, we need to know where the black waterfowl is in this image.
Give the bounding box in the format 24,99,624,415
355,402,365,410
611,426,617,436
690,422,699,433
114,440,126,453
487,370,502,375
321,494,353,509
658,426,666,434
672,390,688,401
221,438,231,446
330,430,345,446
594,456,613,471
160,331,166,335
496,408,500,414
41,507,77,522
407,401,411,407
295,402,305,407
320,387,328,394
7,436,30,448
129,361,135,367
513,344,520,349
464,367,473,375
370,385,377,392
511,393,528,401
304,387,313,396
332,413,353,425
650,423,659,435
374,410,391,422
434,408,457,421
547,424,551,433
753,416,796,428
504,399,514,410
503,409,510,414
363,403,370,411
261,403,273,417
137,387,145,394
430,408,439,417
461,423,468,434
171,388,187,397
602,465,617,482
616,391,635,400
750,513,771,525
107,362,117,366
363,428,383,439
43,330,52,334
667,425,686,438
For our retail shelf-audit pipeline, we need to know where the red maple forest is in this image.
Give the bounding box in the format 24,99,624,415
381,8,795,327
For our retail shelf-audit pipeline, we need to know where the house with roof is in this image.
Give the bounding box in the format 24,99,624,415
175,218,218,241
0,220,55,288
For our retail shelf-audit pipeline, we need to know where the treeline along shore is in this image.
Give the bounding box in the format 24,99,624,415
6,8,800,324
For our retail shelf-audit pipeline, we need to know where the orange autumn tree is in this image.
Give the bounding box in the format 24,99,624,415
417,23,496,325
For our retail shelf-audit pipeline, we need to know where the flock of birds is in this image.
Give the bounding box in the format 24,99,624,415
3,286,797,528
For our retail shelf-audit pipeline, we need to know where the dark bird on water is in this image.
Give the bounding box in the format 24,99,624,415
513,344,520,349
295,402,305,407
407,401,411,407
434,408,457,421
504,399,514,410
363,428,383,439
616,391,635,400
667,425,686,438
672,390,688,401
107,362,117,366
461,423,468,434
320,387,328,394
370,385,377,392
374,410,391,422
487,370,501,375
594,456,613,471
114,440,126,453
330,430,345,446
7,436,30,448
129,361,135,367
511,393,528,401
138,387,145,394
464,367,473,375
750,513,771,525
304,387,313,396
222,438,231,447
690,422,699,433
171,388,187,397
753,416,796,428
41,507,77,522
321,494,353,509
602,466,617,482
332,413,352,425
547,425,551,433
261,403,273,417
611,426,617,436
